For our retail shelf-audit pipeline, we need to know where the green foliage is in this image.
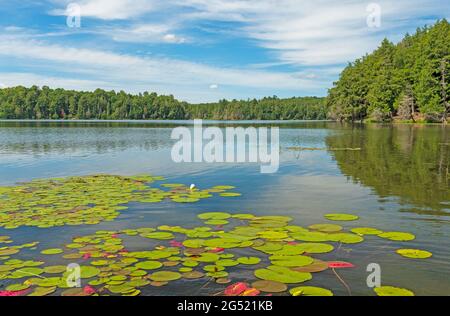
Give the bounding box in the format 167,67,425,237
328,20,450,122
0,86,327,120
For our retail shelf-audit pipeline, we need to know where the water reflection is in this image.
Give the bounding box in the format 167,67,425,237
326,124,449,214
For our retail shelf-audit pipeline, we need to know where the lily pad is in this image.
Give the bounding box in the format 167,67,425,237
308,224,343,233
396,249,432,259
251,280,287,293
374,286,414,296
237,257,261,265
379,232,415,241
149,271,182,282
135,261,163,270
350,227,383,235
40,248,63,255
254,266,312,283
290,286,333,296
324,213,359,221
198,212,231,220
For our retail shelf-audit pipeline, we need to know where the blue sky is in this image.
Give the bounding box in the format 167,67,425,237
0,0,448,102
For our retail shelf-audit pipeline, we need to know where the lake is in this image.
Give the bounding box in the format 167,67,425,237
0,120,449,296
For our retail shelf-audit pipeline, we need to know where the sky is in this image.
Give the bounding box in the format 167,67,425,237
0,0,449,103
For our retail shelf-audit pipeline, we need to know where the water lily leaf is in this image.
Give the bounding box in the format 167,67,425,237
135,261,163,270
141,232,174,240
251,280,287,293
149,271,182,282
179,267,193,273
374,286,414,296
328,261,355,268
216,259,239,267
258,231,289,240
350,227,383,235
291,259,329,273
379,232,415,241
290,231,330,242
290,286,333,296
80,266,100,279
27,277,62,287
308,224,343,233
396,249,432,259
44,265,67,274
207,271,229,278
324,213,359,221
28,286,56,296
232,214,255,220
216,278,231,284
198,212,231,220
150,281,168,287
270,255,314,267
6,283,30,291
254,266,312,283
296,243,334,254
182,238,205,248
205,219,229,225
328,233,364,244
182,271,205,279
41,248,63,255
203,265,225,272
237,257,261,265
107,284,136,294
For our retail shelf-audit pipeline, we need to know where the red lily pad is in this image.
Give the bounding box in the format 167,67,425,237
224,282,249,296
328,261,355,268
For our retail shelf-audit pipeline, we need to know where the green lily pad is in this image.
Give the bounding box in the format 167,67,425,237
350,227,383,235
44,265,67,274
40,248,63,255
149,271,182,282
198,212,231,220
28,286,57,296
290,286,333,296
141,232,174,240
6,283,30,291
308,224,343,233
205,220,229,225
379,232,415,241
328,233,364,244
270,255,314,267
324,213,359,221
396,249,432,259
374,286,414,296
135,261,163,270
80,266,100,278
237,257,261,265
296,243,334,254
291,259,329,273
254,266,312,283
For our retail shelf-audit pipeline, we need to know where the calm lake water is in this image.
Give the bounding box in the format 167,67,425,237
0,120,449,296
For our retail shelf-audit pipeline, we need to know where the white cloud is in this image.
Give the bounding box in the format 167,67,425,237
51,0,159,20
163,33,186,44
209,84,219,89
0,37,326,102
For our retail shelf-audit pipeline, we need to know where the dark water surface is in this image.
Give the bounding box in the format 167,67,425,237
0,120,449,296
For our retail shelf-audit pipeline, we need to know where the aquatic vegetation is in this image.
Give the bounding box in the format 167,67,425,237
324,213,359,221
0,175,239,229
374,286,414,296
0,176,433,296
396,249,432,259
290,286,333,296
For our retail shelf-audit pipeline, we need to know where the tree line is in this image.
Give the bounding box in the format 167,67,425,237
327,19,449,123
0,86,327,120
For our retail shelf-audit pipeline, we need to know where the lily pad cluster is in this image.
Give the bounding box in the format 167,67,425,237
0,175,239,229
0,210,431,296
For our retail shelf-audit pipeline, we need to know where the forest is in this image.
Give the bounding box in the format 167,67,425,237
0,86,327,120
327,19,449,123
1,20,448,122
